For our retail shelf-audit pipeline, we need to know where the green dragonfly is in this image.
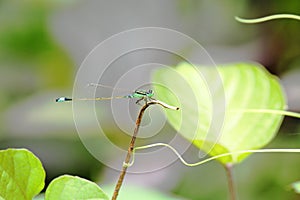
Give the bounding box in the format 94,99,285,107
56,83,155,105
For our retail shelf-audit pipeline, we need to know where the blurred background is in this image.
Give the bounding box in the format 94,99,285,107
0,0,300,199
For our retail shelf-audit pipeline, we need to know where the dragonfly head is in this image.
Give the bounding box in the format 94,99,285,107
147,90,154,97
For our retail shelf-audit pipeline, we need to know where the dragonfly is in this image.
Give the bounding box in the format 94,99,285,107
55,83,155,105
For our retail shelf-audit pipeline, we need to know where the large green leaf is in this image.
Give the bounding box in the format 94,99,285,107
0,148,45,199
152,62,286,164
45,175,109,200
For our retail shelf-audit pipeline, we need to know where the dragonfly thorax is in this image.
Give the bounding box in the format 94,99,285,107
125,89,154,99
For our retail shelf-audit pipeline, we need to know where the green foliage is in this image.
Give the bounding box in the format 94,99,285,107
0,148,45,200
0,148,110,200
0,0,73,95
45,175,109,200
152,62,286,164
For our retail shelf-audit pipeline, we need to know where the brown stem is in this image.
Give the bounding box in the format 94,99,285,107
111,100,179,200
225,163,236,200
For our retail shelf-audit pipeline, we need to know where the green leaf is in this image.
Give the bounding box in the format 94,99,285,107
152,62,286,164
0,148,45,200
45,175,109,200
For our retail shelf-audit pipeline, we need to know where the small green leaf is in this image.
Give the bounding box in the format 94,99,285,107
0,148,45,200
45,175,109,200
152,63,286,164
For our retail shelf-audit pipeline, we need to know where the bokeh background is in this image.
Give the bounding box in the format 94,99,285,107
1,1,300,199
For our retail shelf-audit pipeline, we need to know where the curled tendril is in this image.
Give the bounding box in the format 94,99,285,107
130,142,300,167
235,14,300,24
127,108,300,167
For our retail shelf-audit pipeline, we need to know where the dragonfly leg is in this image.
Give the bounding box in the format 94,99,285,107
135,98,142,105
136,97,147,105
149,97,155,101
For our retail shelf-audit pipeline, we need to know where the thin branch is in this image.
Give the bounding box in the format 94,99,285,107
111,99,179,200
